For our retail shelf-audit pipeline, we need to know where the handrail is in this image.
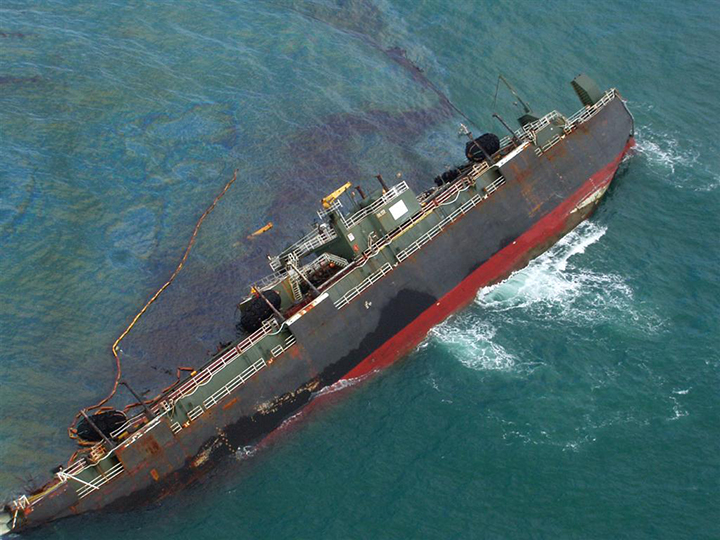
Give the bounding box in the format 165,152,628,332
566,88,616,125
163,318,277,404
499,89,618,151
342,182,409,229
254,252,349,293
270,226,338,270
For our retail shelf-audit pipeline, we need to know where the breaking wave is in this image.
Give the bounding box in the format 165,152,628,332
635,127,697,175
476,221,662,333
315,375,366,397
635,126,719,191
234,445,257,461
476,221,615,314
429,319,517,372
474,221,657,332
429,221,662,371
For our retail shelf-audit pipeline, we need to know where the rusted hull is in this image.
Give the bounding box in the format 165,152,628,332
10,94,634,534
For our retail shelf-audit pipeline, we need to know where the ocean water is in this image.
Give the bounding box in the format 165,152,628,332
1,0,719,538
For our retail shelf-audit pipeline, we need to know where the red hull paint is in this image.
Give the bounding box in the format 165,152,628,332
345,137,635,380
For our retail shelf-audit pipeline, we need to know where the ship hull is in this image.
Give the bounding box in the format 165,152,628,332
10,94,635,533
345,136,633,379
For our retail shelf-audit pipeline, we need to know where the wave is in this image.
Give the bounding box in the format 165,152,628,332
668,395,689,421
635,127,697,175
475,221,660,334
233,374,368,458
314,374,366,397
428,220,662,372
475,221,616,315
234,445,257,461
428,222,611,372
634,126,719,192
429,319,517,372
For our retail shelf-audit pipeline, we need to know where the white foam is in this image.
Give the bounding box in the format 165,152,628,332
693,170,720,193
234,445,257,461
487,221,662,333
478,222,649,331
315,374,366,398
634,124,720,192
633,127,713,191
429,220,662,371
562,435,597,453
429,319,516,372
635,131,691,175
476,221,614,315
669,395,688,421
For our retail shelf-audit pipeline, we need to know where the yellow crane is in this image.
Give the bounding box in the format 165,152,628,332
321,181,352,209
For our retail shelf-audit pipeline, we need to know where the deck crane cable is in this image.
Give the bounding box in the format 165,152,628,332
68,169,239,441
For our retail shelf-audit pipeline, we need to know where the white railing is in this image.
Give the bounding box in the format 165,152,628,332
109,414,146,440
532,90,617,155
76,462,124,499
269,226,338,270
316,199,343,220
255,264,290,288
202,357,268,411
323,253,350,268
271,335,296,357
333,263,393,309
534,134,563,156
396,191,485,263
342,182,409,229
468,161,491,181
498,89,618,154
484,176,507,195
566,88,617,125
187,406,204,422
39,321,294,506
255,251,350,292
521,110,566,137
161,318,277,405
292,226,337,256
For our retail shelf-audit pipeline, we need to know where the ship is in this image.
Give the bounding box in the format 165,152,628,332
1,74,634,535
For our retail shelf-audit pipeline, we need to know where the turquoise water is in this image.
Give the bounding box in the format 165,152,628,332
1,0,719,538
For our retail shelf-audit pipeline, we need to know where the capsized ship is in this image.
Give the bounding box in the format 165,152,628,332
1,74,634,535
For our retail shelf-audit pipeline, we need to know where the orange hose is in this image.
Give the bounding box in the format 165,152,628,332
68,170,238,440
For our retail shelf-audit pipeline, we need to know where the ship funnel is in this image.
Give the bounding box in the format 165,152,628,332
571,74,603,106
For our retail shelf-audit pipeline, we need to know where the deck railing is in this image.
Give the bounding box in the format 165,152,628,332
269,226,338,270
499,89,618,151
161,318,278,405
255,252,350,292
342,182,409,229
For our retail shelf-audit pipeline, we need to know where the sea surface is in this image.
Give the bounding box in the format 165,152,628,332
1,1,719,538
